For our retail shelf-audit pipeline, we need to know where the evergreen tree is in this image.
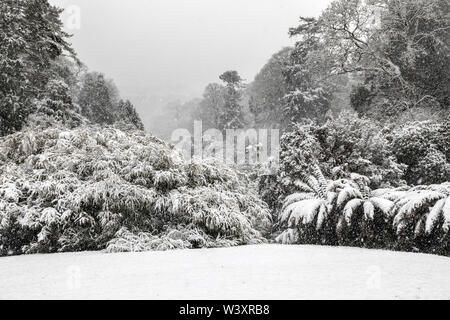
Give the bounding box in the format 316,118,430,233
218,71,245,131
283,18,332,124
195,83,226,130
77,72,116,125
32,79,84,128
0,0,75,136
248,48,291,128
116,99,145,131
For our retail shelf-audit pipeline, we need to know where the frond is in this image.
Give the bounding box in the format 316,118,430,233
311,164,327,197
414,214,427,238
425,198,446,234
369,197,395,217
327,191,338,204
393,190,446,233
337,187,363,208
380,190,409,201
282,192,317,211
302,174,321,196
293,179,314,193
275,228,299,244
336,215,345,234
40,208,60,225
316,203,328,230
371,188,391,197
443,198,450,233
280,198,326,229
343,198,364,225
363,201,375,220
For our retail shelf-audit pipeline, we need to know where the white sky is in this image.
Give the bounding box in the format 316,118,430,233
50,0,332,98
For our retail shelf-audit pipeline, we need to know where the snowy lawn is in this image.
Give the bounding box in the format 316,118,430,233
0,244,449,300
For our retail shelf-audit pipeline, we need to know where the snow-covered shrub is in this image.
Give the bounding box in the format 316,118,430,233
0,126,271,256
338,182,450,254
390,121,450,185
261,114,405,213
105,227,242,253
310,112,406,188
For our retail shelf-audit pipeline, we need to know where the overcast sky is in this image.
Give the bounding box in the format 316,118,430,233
50,0,331,98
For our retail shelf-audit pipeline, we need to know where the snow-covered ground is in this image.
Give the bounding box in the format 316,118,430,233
1,244,449,300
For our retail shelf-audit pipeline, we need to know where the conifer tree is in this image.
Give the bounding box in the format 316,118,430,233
0,0,75,136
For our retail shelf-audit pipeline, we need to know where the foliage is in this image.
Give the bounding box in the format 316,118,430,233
75,72,145,130
195,83,226,130
311,112,406,188
275,164,450,255
258,114,449,255
285,0,449,121
105,227,247,253
77,72,117,125
0,0,76,136
283,20,332,123
276,113,406,189
0,126,271,256
195,71,245,131
116,100,145,131
389,121,450,185
32,79,85,129
247,48,292,128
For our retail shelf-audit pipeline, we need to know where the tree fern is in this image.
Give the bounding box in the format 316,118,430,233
425,196,450,234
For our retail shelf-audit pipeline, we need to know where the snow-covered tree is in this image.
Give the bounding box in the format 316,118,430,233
31,79,85,129
0,0,75,136
313,112,406,188
376,184,450,252
283,19,332,123
335,174,396,247
195,83,226,130
77,72,117,125
194,71,246,131
275,167,332,245
218,71,246,130
116,100,145,131
247,47,292,128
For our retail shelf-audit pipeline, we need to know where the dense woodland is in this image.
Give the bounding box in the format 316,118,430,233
0,0,449,256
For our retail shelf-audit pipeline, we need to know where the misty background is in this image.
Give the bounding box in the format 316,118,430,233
49,0,331,135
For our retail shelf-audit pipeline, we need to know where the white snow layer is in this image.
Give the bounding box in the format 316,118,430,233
0,245,449,300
